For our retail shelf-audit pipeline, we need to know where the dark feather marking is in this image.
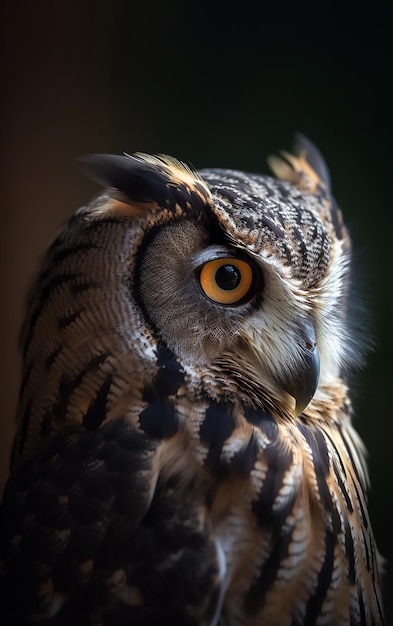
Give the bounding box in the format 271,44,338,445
214,185,286,239
82,377,112,430
142,346,185,428
153,363,185,396
298,423,333,512
244,407,278,441
52,241,98,264
44,345,63,369
199,402,237,473
297,423,330,477
351,476,368,530
58,309,84,330
291,224,308,258
53,372,86,422
333,461,354,513
344,517,356,584
22,273,81,356
362,526,371,571
138,402,179,439
84,215,126,231
356,587,367,626
155,341,182,369
303,527,335,624
143,360,185,402
244,435,303,614
53,352,110,422
324,429,347,478
70,281,96,295
230,434,259,476
39,273,81,306
244,523,294,615
370,543,384,624
252,441,294,529
337,424,363,489
139,344,184,439
216,187,242,205
331,502,342,535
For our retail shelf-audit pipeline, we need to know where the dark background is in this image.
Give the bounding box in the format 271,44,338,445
1,1,392,620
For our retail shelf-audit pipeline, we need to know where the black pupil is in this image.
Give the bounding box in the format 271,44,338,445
215,264,241,290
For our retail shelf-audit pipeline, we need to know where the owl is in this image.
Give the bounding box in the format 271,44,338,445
0,135,384,625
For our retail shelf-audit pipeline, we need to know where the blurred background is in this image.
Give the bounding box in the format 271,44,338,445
1,0,392,619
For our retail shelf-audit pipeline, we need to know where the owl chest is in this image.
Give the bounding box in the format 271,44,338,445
172,410,341,624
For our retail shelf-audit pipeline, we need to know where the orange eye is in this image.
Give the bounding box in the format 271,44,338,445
198,258,253,305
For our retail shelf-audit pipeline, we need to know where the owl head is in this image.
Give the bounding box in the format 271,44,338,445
16,135,353,464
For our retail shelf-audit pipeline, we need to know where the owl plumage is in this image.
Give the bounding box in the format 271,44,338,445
0,136,384,625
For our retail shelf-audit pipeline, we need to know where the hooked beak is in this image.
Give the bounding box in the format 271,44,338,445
278,320,320,416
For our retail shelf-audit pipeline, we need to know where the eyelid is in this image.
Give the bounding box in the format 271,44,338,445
192,246,235,269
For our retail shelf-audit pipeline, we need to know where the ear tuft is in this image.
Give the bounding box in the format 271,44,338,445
268,134,332,194
78,153,212,210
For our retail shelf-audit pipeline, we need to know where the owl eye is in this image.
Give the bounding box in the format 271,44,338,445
198,258,253,305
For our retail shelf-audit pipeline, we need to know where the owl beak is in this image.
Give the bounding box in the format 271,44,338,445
280,321,320,417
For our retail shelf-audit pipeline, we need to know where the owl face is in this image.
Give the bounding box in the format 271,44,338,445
75,144,348,418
